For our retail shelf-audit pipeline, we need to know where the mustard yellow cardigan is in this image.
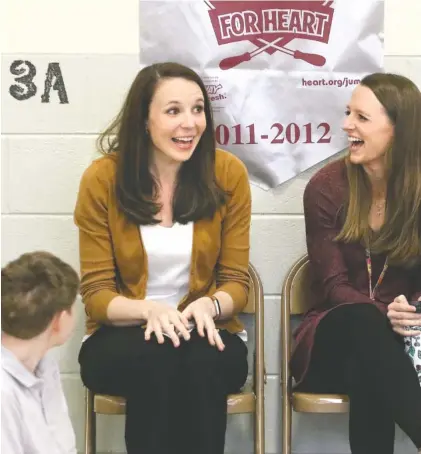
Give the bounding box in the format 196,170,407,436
74,149,251,334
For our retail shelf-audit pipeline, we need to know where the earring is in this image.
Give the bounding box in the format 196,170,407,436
145,121,149,134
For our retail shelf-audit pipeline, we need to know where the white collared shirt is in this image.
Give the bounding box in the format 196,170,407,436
1,346,76,454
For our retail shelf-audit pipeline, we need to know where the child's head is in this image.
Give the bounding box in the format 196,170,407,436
1,251,80,346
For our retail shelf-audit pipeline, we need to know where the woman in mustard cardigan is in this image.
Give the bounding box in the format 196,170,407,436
74,62,251,454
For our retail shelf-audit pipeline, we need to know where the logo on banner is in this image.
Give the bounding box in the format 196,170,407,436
205,1,334,70
203,76,227,111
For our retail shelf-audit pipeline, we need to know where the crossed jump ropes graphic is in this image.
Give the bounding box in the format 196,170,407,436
205,0,333,70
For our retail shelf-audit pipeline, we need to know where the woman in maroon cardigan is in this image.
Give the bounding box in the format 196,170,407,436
291,73,421,454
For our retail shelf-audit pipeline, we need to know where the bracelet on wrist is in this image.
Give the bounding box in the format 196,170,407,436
210,295,221,320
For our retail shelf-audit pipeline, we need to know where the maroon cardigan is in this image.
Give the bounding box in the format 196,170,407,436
290,159,421,385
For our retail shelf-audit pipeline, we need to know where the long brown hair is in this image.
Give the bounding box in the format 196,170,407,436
336,73,421,265
97,62,226,225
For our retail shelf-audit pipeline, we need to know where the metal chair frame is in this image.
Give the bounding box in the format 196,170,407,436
281,254,349,454
84,263,265,454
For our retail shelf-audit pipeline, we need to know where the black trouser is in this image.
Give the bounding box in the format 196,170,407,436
296,303,421,454
79,326,248,454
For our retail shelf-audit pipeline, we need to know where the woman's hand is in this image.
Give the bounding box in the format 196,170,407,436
387,295,421,337
144,301,191,347
182,297,225,351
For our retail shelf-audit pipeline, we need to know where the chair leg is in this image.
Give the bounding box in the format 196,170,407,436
254,414,265,454
85,388,96,454
281,388,292,454
254,397,265,454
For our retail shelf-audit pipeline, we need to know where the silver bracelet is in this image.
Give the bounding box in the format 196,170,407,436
210,296,221,320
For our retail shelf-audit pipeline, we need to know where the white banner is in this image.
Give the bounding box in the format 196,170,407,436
139,0,384,188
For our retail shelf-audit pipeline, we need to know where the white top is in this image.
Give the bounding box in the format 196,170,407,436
140,222,193,307
140,222,247,342
1,346,76,454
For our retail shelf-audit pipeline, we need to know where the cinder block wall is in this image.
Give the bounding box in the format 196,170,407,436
2,1,420,452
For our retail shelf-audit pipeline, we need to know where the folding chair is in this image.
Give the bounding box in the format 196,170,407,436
85,263,265,454
281,254,349,454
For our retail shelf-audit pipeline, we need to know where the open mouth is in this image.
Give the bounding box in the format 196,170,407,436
172,136,194,146
348,136,364,151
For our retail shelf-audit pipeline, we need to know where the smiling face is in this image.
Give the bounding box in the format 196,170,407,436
342,84,394,169
147,77,207,165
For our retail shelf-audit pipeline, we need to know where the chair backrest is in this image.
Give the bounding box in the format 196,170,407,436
245,262,265,431
280,254,312,393
283,254,314,315
243,263,261,314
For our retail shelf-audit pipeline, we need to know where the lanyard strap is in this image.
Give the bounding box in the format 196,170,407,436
365,247,388,300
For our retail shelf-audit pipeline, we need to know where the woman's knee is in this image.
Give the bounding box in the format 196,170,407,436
183,332,221,370
348,305,391,335
79,327,182,386
330,303,387,330
183,331,248,389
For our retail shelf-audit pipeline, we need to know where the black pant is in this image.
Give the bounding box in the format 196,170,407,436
79,326,248,454
296,303,421,454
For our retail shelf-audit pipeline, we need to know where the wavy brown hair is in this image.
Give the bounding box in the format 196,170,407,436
98,62,226,225
336,73,421,265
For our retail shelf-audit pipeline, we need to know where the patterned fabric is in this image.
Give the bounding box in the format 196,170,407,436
404,332,421,385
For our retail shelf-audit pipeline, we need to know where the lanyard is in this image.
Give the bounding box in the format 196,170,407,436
365,247,388,300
